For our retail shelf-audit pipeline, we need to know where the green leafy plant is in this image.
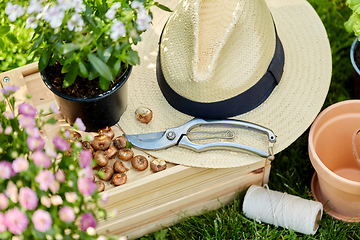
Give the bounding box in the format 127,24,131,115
344,0,360,35
5,0,170,91
0,85,121,239
0,1,36,72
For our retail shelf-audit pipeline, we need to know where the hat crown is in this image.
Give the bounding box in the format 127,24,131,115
160,0,276,102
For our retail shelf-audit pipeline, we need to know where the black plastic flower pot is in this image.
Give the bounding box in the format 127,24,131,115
41,65,132,132
351,37,360,98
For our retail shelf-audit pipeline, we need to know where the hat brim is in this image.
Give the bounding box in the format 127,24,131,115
119,0,332,168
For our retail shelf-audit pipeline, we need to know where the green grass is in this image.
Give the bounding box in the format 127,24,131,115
1,0,360,239
138,0,360,239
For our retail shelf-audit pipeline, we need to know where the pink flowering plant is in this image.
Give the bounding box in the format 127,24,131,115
0,86,117,239
5,0,170,91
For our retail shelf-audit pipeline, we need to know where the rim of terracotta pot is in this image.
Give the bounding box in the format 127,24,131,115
351,37,360,76
309,100,360,192
41,65,132,102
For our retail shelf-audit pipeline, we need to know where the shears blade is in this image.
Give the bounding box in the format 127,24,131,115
125,131,165,142
124,130,178,150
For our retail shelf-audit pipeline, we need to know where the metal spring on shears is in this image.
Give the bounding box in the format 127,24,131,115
188,130,235,141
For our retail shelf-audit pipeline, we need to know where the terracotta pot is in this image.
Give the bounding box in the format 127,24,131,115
309,100,360,221
41,65,132,132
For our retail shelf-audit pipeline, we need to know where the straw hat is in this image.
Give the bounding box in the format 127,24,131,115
119,0,332,168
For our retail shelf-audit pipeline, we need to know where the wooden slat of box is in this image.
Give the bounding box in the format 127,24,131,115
0,64,270,239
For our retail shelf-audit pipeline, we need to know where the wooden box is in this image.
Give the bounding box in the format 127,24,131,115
0,63,270,239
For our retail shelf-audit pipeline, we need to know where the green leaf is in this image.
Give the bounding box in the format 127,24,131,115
99,76,110,91
114,60,121,75
0,38,4,49
46,117,57,124
38,48,52,71
84,5,96,26
61,64,71,74
61,43,81,55
62,64,79,88
103,46,113,63
154,229,168,240
54,42,62,52
6,33,19,44
32,33,44,50
88,53,113,81
95,0,106,16
49,53,59,66
0,26,10,35
88,70,99,80
154,2,173,12
78,61,89,78
96,45,104,60
126,141,133,149
63,57,75,68
127,49,140,65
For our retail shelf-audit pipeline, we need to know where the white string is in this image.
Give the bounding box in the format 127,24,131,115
242,185,323,235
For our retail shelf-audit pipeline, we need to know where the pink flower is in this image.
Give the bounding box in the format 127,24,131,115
0,161,15,179
80,212,97,231
32,209,52,232
50,103,59,114
50,181,60,194
59,206,75,222
79,149,92,168
27,136,45,151
97,236,107,240
18,115,36,129
78,166,94,179
0,212,6,233
53,136,70,151
65,192,78,203
64,130,71,139
50,195,63,206
12,157,29,172
1,85,19,95
101,192,108,204
0,193,9,210
35,170,54,191
45,147,57,158
55,170,65,182
3,111,14,119
5,181,18,203
77,176,96,196
5,207,29,234
26,126,40,137
41,196,51,208
4,126,12,135
18,102,37,117
32,151,51,168
19,187,38,210
74,118,86,131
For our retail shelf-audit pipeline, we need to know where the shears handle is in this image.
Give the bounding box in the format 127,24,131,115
176,118,276,158
178,136,270,158
185,118,276,143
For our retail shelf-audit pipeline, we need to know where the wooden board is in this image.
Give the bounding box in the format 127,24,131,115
0,63,270,239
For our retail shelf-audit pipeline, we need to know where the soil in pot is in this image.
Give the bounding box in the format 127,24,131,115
41,61,131,132
45,62,128,98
